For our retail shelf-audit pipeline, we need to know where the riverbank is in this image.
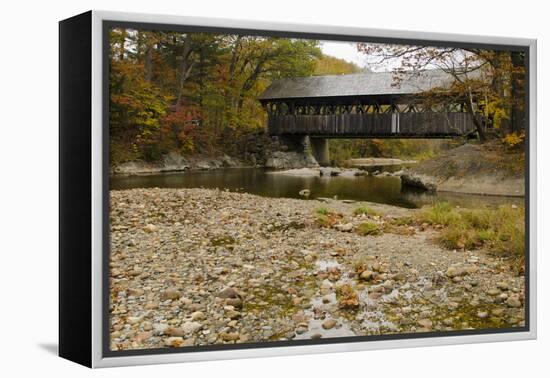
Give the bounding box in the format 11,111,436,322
111,141,525,199
109,188,525,351
111,152,245,175
405,142,525,197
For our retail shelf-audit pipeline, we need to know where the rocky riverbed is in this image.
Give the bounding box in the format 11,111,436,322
109,188,525,351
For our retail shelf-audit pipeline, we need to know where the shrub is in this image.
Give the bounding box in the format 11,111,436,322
356,222,381,236
353,205,380,217
502,131,525,148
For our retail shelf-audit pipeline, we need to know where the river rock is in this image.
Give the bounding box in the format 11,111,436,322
417,319,433,329
506,295,522,308
322,319,338,330
220,332,240,342
497,281,509,291
165,337,185,347
165,327,185,337
225,297,243,308
392,272,407,281
296,326,308,334
491,308,505,316
181,321,202,334
299,189,311,197
225,310,241,320
127,288,145,297
360,270,375,281
334,223,353,232
446,266,467,278
153,323,169,335
191,311,206,321
320,167,342,177
217,287,241,299
134,331,153,343
161,288,182,300
143,224,158,233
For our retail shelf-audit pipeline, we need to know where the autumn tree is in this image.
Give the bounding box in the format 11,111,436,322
108,28,322,163
357,43,526,141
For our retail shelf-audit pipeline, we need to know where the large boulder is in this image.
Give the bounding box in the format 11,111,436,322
163,152,190,172
265,151,319,170
400,172,438,192
221,154,238,167
320,167,342,177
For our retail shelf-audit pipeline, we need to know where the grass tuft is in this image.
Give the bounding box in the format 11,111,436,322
356,221,382,236
416,202,525,261
314,207,342,228
316,206,330,216
353,205,380,217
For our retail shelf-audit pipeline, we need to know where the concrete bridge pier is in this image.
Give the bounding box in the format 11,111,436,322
309,137,330,166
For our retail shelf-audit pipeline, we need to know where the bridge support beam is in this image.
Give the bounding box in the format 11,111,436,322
310,137,330,166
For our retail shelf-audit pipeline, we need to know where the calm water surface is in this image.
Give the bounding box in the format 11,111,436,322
110,167,523,209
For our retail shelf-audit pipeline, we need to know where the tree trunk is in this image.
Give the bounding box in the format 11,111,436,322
144,47,153,82
176,38,194,106
465,91,486,141
225,36,242,112
491,51,513,135
511,51,526,133
119,29,126,61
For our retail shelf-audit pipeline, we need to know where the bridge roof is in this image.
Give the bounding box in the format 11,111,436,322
259,69,471,101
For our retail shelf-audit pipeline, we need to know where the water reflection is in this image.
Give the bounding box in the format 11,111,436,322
110,168,523,209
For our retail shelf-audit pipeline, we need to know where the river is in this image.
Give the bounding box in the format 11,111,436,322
110,167,523,209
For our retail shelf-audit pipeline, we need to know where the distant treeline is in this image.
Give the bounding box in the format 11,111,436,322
328,139,460,166
109,28,525,166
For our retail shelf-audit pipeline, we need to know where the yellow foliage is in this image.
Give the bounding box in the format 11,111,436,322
314,55,362,76
502,131,525,147
484,98,509,130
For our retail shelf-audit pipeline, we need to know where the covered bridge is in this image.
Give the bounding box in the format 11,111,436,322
258,69,482,165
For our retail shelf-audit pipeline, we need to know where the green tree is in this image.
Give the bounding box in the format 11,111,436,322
108,28,323,164
314,54,363,75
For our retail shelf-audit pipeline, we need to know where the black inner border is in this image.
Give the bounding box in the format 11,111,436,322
102,19,530,359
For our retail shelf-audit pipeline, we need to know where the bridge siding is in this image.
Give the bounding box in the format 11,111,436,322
268,112,477,137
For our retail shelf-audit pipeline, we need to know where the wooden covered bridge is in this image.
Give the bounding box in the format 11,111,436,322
259,69,482,165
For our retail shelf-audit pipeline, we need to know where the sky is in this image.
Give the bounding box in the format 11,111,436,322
319,40,402,72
